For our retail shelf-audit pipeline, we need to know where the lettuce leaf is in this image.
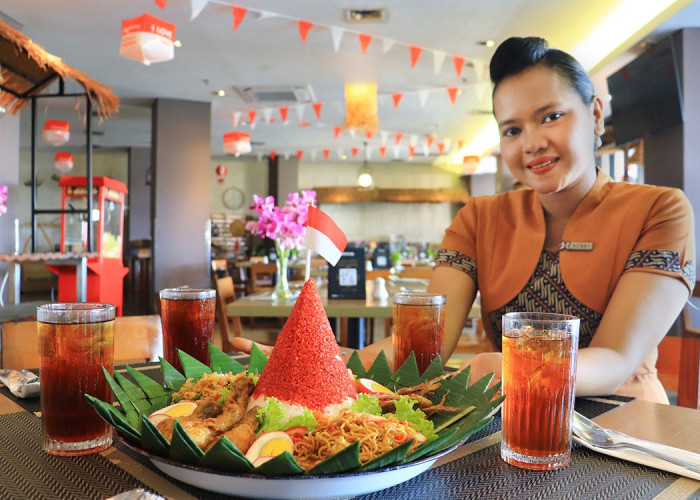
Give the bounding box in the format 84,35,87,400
256,397,317,434
350,394,382,416
394,396,436,441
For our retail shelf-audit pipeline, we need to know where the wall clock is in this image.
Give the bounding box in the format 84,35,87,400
222,187,245,210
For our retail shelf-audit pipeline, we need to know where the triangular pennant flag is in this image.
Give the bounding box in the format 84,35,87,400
297,150,304,161
395,132,403,145
365,130,373,139
409,45,422,68
155,0,167,8
351,147,358,158
312,102,322,119
333,126,342,139
310,149,318,161
304,207,348,266
263,108,273,124
453,55,465,78
408,144,416,158
380,130,389,145
270,151,277,161
295,104,306,122
283,152,291,161
475,82,489,103
383,38,395,53
248,110,257,128
426,136,435,150
232,111,242,128
298,20,313,43
232,6,247,30
447,86,459,105
378,145,386,158
409,134,418,146
358,33,372,55
190,0,208,20
473,59,486,81
437,142,445,155
279,106,288,123
348,128,357,138
417,89,430,107
433,50,446,74
422,144,430,157
366,146,372,161
252,280,354,408
323,149,330,160
392,145,400,159
330,26,344,52
392,93,403,108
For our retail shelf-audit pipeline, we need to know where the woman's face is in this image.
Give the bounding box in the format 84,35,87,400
493,65,603,197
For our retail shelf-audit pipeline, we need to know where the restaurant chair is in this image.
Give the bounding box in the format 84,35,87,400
211,259,229,282
215,276,239,352
0,315,163,370
249,263,276,293
677,281,700,409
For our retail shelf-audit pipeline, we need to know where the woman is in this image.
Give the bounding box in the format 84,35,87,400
234,37,695,403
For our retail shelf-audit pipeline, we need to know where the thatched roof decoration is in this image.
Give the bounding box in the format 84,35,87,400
0,18,119,117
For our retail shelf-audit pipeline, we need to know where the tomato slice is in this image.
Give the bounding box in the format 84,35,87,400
283,426,308,441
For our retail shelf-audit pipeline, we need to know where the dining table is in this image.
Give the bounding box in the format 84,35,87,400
1,353,699,499
226,278,480,349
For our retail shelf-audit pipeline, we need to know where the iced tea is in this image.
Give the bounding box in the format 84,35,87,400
501,312,579,470
392,292,446,373
38,303,115,456
160,288,215,371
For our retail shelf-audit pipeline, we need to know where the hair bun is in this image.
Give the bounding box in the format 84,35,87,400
490,37,549,85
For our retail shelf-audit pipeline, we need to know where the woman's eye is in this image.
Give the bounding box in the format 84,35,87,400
502,127,520,137
542,112,563,123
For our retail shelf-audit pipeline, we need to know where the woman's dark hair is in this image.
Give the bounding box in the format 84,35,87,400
490,37,595,104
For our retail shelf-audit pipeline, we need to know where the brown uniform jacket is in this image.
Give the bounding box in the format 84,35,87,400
438,171,696,403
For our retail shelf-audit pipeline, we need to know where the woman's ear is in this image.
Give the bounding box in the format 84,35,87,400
591,95,605,137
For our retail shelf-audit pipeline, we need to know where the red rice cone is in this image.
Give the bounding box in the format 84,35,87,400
252,279,357,410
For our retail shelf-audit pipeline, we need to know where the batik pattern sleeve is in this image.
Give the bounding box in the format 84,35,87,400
623,188,696,292
436,198,479,286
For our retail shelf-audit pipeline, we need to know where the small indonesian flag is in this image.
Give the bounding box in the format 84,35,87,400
304,206,347,266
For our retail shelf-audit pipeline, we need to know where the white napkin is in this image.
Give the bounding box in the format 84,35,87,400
574,435,700,481
0,369,40,398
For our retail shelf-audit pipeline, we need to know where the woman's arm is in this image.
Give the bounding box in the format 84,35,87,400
575,271,688,396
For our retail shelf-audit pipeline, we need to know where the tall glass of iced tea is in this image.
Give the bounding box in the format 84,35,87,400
392,292,446,373
38,302,115,456
501,312,580,470
159,288,216,371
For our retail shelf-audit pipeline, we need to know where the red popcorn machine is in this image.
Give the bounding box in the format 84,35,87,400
46,176,129,315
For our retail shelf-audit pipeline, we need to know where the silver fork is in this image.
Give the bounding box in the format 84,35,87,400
573,412,700,474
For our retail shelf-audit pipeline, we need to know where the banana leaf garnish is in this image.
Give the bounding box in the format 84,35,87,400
88,342,502,476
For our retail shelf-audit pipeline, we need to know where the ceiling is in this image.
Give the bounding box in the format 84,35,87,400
2,0,699,169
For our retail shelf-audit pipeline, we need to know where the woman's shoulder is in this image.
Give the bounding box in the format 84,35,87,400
605,181,691,212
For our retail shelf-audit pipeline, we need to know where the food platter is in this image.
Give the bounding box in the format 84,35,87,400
117,431,467,499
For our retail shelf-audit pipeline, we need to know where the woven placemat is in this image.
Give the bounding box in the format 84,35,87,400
0,412,154,499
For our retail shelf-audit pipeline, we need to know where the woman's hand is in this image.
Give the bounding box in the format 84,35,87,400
458,352,502,390
229,337,273,357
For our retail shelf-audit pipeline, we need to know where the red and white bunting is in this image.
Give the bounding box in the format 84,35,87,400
392,145,400,159
426,136,435,150
409,45,422,68
333,126,342,139
295,104,305,122
297,150,304,161
155,0,167,8
323,149,330,160
409,134,418,146
190,0,208,20
392,93,402,108
395,132,403,145
453,55,465,78
380,130,389,145
310,150,318,161
330,26,344,52
437,142,445,155
433,50,446,74
382,38,395,54
263,108,274,124
358,33,372,55
270,151,277,161
304,205,348,266
408,144,416,159
378,146,387,158
232,6,247,30
351,147,358,158
447,86,459,105
232,111,241,128
312,102,322,119
248,110,257,129
279,106,288,123
298,20,312,43
417,89,430,107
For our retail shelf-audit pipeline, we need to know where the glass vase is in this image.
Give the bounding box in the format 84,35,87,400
271,248,293,301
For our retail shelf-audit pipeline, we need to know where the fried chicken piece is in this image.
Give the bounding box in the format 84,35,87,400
217,408,259,453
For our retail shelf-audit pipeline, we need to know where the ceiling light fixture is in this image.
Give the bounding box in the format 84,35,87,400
357,141,374,189
217,90,226,97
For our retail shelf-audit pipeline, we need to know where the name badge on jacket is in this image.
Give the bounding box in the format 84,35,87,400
559,241,594,251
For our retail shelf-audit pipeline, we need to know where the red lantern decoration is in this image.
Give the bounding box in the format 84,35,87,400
43,120,70,146
119,13,176,65
54,152,74,173
223,131,252,156
215,164,228,184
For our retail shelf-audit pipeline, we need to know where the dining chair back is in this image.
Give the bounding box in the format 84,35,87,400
215,276,237,352
211,259,229,281
677,281,700,408
249,263,276,293
0,315,163,370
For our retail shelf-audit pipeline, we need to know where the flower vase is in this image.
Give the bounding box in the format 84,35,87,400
271,244,293,301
